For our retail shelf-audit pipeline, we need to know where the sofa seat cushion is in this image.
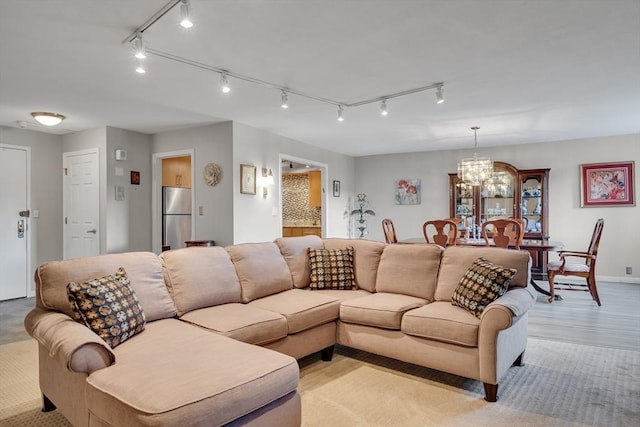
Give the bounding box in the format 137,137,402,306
401,301,480,347
248,289,340,334
340,292,427,330
304,288,372,303
180,303,288,345
86,319,299,426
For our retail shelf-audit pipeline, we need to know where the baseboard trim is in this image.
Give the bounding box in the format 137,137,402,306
553,276,640,285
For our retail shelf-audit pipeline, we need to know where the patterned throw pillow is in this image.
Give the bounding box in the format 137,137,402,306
451,257,517,318
308,247,357,290
67,267,145,349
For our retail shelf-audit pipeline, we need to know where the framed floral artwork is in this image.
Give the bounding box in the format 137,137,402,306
395,179,421,205
580,161,635,207
240,164,256,195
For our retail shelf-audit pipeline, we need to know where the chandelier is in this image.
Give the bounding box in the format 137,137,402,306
457,126,493,186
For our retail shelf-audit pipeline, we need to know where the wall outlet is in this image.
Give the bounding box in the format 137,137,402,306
625,267,632,275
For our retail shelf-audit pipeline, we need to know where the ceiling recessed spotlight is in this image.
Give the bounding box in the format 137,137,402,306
220,72,231,93
380,99,388,116
337,105,345,122
179,0,194,28
281,90,289,109
31,112,66,126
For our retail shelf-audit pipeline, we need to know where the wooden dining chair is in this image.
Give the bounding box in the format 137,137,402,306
423,220,458,246
547,218,604,305
481,218,523,249
382,218,398,244
444,217,464,239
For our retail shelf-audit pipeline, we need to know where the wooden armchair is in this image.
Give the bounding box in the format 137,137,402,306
382,218,398,244
547,218,604,305
423,220,458,246
481,218,523,249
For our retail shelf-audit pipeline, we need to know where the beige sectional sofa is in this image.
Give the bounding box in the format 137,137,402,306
25,235,535,426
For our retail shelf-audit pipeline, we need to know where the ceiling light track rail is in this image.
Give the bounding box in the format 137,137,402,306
122,0,183,44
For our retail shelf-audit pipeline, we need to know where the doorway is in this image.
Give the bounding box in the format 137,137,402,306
152,150,195,253
63,149,100,259
0,144,31,300
280,155,327,238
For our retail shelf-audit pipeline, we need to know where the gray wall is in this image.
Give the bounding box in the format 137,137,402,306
232,122,356,243
0,126,63,295
152,122,234,247
355,133,640,281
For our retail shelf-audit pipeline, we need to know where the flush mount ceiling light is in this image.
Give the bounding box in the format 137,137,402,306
220,72,231,93
179,0,194,28
31,112,66,126
436,86,445,104
281,90,289,109
380,99,388,116
457,126,493,186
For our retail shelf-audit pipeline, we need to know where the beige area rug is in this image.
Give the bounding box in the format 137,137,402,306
1,338,638,426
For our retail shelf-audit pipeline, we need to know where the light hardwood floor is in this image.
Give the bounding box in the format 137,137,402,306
1,281,639,350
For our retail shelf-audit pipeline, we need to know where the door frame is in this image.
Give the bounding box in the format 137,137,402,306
0,143,32,297
63,148,100,260
278,154,328,237
151,149,195,253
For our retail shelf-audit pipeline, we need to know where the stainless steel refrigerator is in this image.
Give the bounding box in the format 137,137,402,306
162,187,192,250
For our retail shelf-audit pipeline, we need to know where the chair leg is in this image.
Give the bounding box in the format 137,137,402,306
547,270,556,303
587,275,602,306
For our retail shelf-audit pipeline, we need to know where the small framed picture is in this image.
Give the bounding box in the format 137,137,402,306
333,180,341,197
580,161,635,207
240,164,256,195
130,171,140,185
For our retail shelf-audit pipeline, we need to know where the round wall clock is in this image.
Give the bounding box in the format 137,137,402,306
203,162,222,186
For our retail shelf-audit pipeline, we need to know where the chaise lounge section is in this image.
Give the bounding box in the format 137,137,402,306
25,235,535,426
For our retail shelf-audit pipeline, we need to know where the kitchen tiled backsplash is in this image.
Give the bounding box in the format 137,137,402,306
282,174,322,225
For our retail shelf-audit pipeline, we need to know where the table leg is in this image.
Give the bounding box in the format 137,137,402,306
530,279,563,301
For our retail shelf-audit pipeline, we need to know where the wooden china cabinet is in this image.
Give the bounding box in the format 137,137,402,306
449,161,550,273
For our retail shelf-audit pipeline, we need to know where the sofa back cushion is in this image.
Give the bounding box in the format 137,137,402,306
160,247,241,317
35,252,177,322
435,246,531,301
322,239,385,292
376,244,443,300
275,235,324,288
226,242,294,303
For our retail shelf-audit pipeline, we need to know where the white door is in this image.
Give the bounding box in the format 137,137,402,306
0,145,29,300
63,149,100,259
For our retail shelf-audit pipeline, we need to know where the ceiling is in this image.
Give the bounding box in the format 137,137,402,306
1,0,638,157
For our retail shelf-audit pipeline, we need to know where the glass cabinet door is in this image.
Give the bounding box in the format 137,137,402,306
479,162,517,225
520,177,543,234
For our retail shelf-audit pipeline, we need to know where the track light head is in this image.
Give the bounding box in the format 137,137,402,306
132,34,146,59
436,86,444,104
135,58,146,74
380,99,388,116
220,72,230,93
179,0,194,28
281,90,289,109
337,105,345,122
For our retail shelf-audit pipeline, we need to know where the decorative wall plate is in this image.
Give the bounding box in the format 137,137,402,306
203,162,222,186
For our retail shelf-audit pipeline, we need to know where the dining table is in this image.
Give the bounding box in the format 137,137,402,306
398,237,564,299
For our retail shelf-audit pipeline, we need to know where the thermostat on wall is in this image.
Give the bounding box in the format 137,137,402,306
115,149,127,161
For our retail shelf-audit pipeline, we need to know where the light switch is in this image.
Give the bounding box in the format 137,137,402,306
199,206,204,216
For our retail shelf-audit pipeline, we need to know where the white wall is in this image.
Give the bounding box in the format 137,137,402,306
232,122,355,243
0,126,63,295
152,122,234,247
355,133,640,281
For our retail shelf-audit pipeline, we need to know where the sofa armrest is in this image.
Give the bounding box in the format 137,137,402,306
24,307,115,374
484,284,536,320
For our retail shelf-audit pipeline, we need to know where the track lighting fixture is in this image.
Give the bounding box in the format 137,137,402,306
132,34,146,59
380,99,388,116
436,86,444,104
179,0,194,28
31,112,66,126
337,105,345,122
220,72,230,93
135,59,146,74
281,90,289,109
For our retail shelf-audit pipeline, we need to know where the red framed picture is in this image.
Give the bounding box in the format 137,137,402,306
580,161,635,207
